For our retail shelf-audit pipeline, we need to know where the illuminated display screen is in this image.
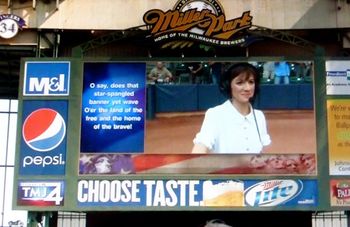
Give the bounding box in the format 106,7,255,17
80,62,146,153
78,60,317,175
17,58,341,211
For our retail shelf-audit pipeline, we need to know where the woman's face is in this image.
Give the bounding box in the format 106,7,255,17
94,156,112,173
230,73,255,104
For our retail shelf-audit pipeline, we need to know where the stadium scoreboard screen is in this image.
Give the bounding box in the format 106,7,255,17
12,57,350,211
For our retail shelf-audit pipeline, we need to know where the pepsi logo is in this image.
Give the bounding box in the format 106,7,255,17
22,108,66,152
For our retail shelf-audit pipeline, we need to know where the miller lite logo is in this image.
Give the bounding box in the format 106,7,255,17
244,180,302,207
23,61,70,96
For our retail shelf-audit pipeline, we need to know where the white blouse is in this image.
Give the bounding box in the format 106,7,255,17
193,100,271,154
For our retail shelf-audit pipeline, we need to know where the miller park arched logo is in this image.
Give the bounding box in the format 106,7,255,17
143,0,253,48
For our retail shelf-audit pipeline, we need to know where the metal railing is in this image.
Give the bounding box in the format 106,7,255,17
312,211,348,227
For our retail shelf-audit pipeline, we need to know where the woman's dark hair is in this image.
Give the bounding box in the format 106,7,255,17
219,62,260,102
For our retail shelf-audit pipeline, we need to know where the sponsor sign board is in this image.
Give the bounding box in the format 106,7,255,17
244,179,317,207
326,60,350,95
77,179,317,208
17,181,64,206
23,61,70,96
327,99,350,175
330,179,350,206
19,100,68,175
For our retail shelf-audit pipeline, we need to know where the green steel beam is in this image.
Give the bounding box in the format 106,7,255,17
71,24,320,57
72,25,148,57
248,25,318,51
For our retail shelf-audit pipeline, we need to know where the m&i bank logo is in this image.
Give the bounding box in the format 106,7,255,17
23,61,70,96
19,101,68,175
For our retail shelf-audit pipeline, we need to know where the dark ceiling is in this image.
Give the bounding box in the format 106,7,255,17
0,46,36,98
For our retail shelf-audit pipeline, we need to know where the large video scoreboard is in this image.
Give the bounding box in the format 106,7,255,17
13,57,350,211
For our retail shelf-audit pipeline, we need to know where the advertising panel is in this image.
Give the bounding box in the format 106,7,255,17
76,179,317,208
330,179,350,206
326,60,350,95
17,181,64,206
326,60,350,175
23,61,70,96
244,179,317,207
327,100,350,175
19,100,68,175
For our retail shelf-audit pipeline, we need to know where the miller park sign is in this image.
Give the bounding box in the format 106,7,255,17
143,0,253,49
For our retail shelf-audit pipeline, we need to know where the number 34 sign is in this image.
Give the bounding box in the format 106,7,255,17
0,14,26,39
